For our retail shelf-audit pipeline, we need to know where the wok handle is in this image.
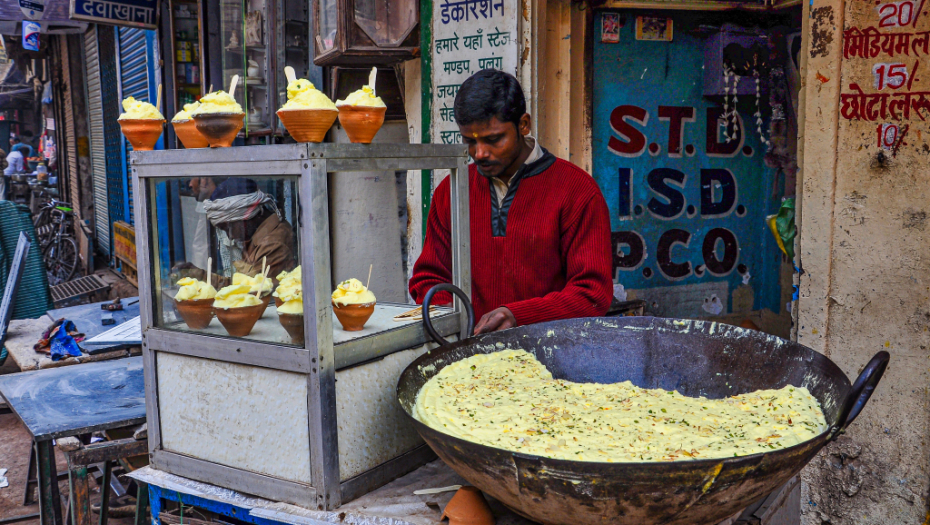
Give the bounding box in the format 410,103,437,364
422,283,475,347
832,351,890,439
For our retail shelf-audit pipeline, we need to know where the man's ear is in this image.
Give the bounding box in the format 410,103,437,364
519,113,532,136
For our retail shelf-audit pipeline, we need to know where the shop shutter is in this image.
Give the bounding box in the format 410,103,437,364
116,27,155,227
60,36,79,220
85,26,110,253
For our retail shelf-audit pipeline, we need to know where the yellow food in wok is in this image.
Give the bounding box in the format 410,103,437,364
414,350,827,462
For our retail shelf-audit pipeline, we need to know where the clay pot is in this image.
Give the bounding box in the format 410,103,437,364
192,113,245,147
117,119,165,151
278,312,305,344
337,105,386,144
277,108,338,143
332,301,375,332
257,292,273,317
214,303,264,337
441,487,495,525
174,298,215,329
172,119,209,149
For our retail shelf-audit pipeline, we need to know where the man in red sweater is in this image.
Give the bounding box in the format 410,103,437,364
409,69,614,333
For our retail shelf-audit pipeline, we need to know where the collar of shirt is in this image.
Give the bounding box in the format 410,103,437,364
491,135,541,205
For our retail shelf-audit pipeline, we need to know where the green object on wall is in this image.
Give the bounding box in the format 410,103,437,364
775,198,796,261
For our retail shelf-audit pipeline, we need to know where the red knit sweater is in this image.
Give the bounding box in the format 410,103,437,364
409,156,614,326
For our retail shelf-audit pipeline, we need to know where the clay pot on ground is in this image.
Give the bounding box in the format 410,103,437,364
278,313,304,344
337,105,386,144
214,303,264,337
332,301,375,331
118,119,165,151
172,119,209,148
174,298,215,329
277,108,338,143
441,487,495,525
192,113,245,147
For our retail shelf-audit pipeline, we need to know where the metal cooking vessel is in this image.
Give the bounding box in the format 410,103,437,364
397,284,888,525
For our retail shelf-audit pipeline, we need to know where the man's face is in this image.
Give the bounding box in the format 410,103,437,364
189,178,201,197
216,220,247,242
198,178,217,201
459,114,532,179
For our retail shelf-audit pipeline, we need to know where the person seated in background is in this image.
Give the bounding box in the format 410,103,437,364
178,178,296,286
9,136,33,160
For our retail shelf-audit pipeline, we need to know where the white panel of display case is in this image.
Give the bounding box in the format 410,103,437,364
336,346,428,481
157,352,312,484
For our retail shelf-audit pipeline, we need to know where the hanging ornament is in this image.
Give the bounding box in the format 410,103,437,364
722,63,732,143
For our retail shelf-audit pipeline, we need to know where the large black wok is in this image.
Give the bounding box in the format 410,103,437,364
397,284,888,525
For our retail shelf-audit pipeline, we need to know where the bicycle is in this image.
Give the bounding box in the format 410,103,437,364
40,201,79,285
33,193,68,250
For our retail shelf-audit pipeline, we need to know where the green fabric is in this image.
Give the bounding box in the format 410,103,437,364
0,346,6,367
0,201,53,319
776,198,797,261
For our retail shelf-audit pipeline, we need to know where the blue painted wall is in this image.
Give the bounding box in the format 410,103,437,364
593,11,783,317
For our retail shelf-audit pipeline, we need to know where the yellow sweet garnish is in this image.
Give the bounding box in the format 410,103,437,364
232,272,272,294
414,350,827,463
174,277,216,301
172,101,201,122
213,284,262,309
119,97,164,120
286,79,315,100
281,87,337,110
190,90,243,115
336,85,385,108
331,278,376,306
273,266,301,299
277,289,303,315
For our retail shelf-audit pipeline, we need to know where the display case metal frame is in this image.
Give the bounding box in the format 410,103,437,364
132,143,470,510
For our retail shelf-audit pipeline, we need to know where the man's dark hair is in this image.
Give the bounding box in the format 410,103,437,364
453,69,526,128
210,177,257,200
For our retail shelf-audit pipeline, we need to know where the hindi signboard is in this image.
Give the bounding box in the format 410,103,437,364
70,0,158,30
19,0,46,20
431,0,519,144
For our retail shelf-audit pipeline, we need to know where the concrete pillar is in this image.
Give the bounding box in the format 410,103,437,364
330,122,409,303
798,0,930,522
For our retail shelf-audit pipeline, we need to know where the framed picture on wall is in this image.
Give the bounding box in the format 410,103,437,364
636,16,673,42
601,13,623,43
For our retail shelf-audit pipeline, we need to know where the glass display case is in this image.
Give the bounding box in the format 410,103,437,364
219,0,310,137
133,143,469,509
169,0,205,127
312,0,419,66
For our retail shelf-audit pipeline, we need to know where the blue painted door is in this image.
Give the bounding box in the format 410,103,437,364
593,11,781,319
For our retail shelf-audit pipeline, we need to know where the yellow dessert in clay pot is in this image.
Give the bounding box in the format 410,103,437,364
336,85,387,144
173,277,217,329
171,101,209,149
232,272,273,315
331,278,376,331
213,284,264,337
117,97,165,151
278,80,338,143
415,350,828,463
190,90,245,147
277,289,304,344
273,266,301,307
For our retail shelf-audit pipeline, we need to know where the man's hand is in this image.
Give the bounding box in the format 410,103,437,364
474,307,516,334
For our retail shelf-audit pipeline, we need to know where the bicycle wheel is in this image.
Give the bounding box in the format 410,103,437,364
44,236,79,285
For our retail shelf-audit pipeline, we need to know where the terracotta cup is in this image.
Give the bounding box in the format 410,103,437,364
257,292,273,317
337,105,386,144
274,296,284,308
172,119,209,148
174,298,215,329
214,303,264,337
118,119,165,151
278,313,305,344
192,113,245,147
441,487,495,525
277,108,338,143
332,301,375,332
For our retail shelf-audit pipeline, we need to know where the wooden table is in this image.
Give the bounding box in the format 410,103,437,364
0,357,146,525
5,297,142,371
